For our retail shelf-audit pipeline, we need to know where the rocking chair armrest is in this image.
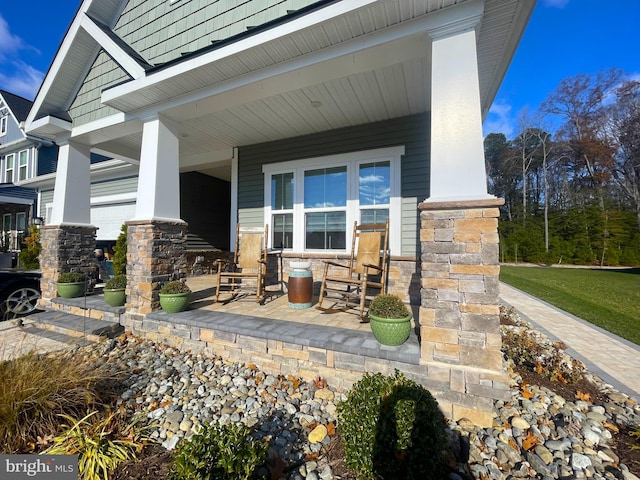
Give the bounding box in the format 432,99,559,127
362,263,383,272
323,260,349,269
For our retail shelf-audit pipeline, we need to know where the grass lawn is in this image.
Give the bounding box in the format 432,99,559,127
500,266,640,345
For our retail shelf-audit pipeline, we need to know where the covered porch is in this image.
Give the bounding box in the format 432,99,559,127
25,0,536,426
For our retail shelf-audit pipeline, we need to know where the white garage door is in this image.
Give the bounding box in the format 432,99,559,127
91,203,136,240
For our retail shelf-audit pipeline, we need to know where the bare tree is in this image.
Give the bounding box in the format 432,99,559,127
605,79,640,230
542,69,623,264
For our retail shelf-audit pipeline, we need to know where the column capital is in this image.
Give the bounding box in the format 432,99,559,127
425,0,483,40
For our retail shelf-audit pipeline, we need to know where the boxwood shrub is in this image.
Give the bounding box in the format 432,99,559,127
336,370,448,480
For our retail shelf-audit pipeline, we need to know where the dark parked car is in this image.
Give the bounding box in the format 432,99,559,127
0,269,41,317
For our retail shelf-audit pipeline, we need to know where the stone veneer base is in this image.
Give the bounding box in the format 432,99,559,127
123,309,511,427
38,225,97,308
418,198,509,426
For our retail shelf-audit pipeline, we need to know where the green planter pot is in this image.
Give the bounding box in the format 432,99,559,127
369,314,412,346
104,288,126,307
57,281,86,299
159,292,191,313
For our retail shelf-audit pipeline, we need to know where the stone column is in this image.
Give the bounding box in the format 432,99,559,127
38,225,97,308
38,138,95,307
419,199,508,427
124,115,187,324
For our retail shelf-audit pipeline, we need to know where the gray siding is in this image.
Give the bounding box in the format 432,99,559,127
1,111,24,144
40,177,138,210
238,114,429,257
69,51,128,126
91,176,138,197
36,145,59,176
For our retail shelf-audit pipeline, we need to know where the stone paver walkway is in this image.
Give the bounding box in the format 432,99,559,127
0,318,87,361
500,282,640,400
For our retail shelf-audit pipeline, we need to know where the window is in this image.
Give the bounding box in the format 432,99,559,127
263,146,403,253
4,153,14,183
18,150,28,181
0,115,7,136
16,212,26,232
2,214,10,233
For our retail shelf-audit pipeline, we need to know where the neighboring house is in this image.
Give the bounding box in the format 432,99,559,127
24,0,536,425
0,90,57,253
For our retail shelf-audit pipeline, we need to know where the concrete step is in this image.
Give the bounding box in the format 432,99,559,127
30,310,124,342
49,291,126,323
19,324,94,348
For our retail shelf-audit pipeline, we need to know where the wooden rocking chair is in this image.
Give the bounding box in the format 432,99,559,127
215,224,268,303
317,219,390,320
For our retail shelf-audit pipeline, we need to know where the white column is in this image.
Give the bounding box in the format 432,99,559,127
50,139,92,225
426,26,494,202
133,114,182,221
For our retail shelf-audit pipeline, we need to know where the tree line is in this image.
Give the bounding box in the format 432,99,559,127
485,68,639,266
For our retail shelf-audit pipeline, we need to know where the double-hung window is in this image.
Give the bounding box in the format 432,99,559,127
18,150,28,181
0,116,7,136
264,146,403,254
4,153,14,183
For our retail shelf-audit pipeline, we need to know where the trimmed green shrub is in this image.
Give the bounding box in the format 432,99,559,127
58,272,86,283
337,371,447,480
112,224,127,276
369,294,410,318
160,280,191,295
169,422,268,480
104,275,126,290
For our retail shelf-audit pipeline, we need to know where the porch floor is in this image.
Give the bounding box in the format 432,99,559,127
184,274,415,333
143,274,423,366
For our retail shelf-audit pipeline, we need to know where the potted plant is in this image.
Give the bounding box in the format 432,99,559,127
368,294,412,346
159,280,191,313
103,274,127,307
57,272,86,299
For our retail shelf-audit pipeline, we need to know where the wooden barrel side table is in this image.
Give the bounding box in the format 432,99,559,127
287,269,313,309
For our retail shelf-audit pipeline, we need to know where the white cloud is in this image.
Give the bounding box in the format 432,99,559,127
0,15,23,60
0,14,43,99
541,0,570,8
483,101,514,138
0,61,44,100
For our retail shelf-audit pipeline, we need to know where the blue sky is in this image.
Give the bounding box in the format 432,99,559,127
1,0,638,139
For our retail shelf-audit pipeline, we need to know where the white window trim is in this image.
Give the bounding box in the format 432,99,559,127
2,213,11,232
16,212,26,232
4,152,15,183
0,115,7,136
263,146,404,254
18,149,29,181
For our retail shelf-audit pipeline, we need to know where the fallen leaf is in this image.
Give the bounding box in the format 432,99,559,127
522,431,540,451
575,390,592,402
521,383,534,399
314,377,327,389
326,422,336,436
508,438,519,451
603,422,619,433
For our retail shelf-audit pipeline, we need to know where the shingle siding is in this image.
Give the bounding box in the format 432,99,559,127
238,113,429,256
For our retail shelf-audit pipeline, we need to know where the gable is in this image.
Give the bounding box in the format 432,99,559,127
0,92,29,144
69,50,129,126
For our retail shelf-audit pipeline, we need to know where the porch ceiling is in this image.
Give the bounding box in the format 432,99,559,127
77,0,532,176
